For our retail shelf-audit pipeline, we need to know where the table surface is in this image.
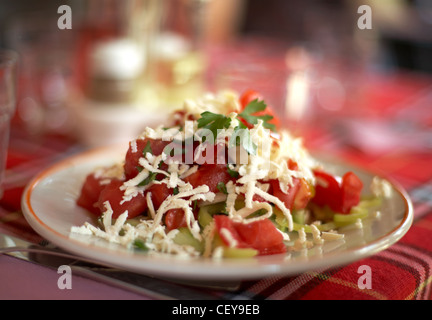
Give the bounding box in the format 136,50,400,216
1,42,432,300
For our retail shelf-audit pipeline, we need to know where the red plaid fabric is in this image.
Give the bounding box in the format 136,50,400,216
0,129,81,243
1,68,431,300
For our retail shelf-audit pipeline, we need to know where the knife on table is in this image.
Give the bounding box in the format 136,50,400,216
0,232,240,299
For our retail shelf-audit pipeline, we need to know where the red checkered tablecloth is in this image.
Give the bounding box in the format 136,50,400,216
1,69,431,300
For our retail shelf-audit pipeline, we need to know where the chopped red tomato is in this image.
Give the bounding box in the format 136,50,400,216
340,171,363,214
97,179,148,219
164,208,188,231
270,177,312,211
214,215,286,256
239,89,262,109
146,182,173,209
293,178,313,210
76,173,107,216
311,170,342,212
270,157,313,211
271,179,299,211
234,218,286,255
271,178,312,210
124,138,170,180
312,169,362,214
147,184,196,230
183,164,233,193
252,193,269,203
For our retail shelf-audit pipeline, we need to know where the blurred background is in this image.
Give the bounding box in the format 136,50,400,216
0,0,431,148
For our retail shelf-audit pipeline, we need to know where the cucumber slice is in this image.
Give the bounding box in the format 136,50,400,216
359,195,383,207
212,234,257,258
173,227,204,253
330,196,379,227
273,207,288,229
198,208,214,229
222,247,258,258
197,202,226,228
333,211,369,227
292,209,306,225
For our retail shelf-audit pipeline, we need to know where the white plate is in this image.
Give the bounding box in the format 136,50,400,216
21,146,413,281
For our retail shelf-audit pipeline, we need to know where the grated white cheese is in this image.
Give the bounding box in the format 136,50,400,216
321,231,344,241
131,139,138,153
371,176,392,198
294,227,307,250
72,202,136,247
151,184,214,241
212,246,224,259
182,91,241,120
180,165,198,178
234,201,273,221
219,228,238,248
202,221,216,258
146,192,156,219
310,224,324,245
355,218,363,229
252,187,293,231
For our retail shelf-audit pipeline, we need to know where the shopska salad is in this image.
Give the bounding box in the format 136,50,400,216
72,90,387,258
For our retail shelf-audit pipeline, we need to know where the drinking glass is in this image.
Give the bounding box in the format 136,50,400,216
0,50,18,199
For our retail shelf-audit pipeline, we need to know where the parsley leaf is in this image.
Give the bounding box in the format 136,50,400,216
197,111,231,142
226,164,239,178
173,186,179,195
242,98,267,114
142,140,152,156
133,239,149,251
197,101,276,157
138,171,158,187
216,182,228,194
229,126,257,155
137,161,164,187
239,99,276,131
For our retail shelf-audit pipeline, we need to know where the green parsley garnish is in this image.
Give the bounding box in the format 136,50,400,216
133,239,149,251
135,141,153,174
196,111,232,142
142,140,152,156
239,99,276,131
196,98,275,156
226,164,239,178
138,171,158,187
216,181,228,194
229,125,257,155
137,161,164,187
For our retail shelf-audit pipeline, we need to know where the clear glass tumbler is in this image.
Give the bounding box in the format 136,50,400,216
0,50,18,199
